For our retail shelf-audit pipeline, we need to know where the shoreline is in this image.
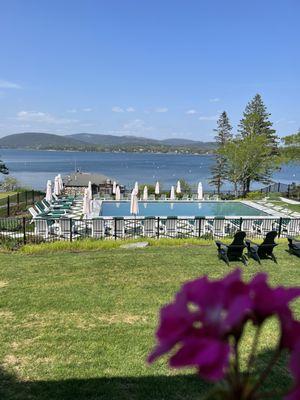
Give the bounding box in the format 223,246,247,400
0,147,215,156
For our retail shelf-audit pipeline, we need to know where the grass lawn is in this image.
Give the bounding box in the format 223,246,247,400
0,192,17,199
0,243,300,399
268,199,300,213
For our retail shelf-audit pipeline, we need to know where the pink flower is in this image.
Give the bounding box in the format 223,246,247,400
148,269,300,391
249,274,300,325
280,314,300,350
182,269,252,337
148,269,252,381
169,337,230,382
290,342,300,381
147,291,196,363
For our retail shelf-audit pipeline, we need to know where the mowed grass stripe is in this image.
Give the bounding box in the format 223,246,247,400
0,244,299,399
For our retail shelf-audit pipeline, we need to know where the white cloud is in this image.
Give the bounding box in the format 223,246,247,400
67,108,77,113
0,79,21,89
209,98,220,103
82,107,93,112
17,111,77,124
112,106,124,113
126,107,135,112
275,118,285,124
121,119,154,135
122,119,146,130
274,118,296,125
198,115,218,121
186,109,197,115
155,107,168,113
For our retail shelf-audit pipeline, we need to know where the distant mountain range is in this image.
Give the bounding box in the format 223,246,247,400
0,132,216,154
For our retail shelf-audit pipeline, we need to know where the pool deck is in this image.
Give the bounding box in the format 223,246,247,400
241,200,290,217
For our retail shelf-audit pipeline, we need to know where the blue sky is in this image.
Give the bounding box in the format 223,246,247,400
0,0,299,140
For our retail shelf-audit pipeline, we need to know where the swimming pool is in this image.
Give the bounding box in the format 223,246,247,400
99,201,269,217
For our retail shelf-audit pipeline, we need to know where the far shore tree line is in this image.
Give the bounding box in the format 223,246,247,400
209,93,299,197
0,96,299,196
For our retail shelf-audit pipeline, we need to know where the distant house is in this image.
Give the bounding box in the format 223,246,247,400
63,172,124,196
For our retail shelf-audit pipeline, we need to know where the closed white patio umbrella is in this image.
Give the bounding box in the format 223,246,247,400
130,189,139,215
170,186,175,200
155,181,160,195
87,181,92,200
197,182,203,200
57,174,63,191
112,181,117,194
134,181,139,195
143,186,148,201
83,188,91,217
54,176,60,196
45,180,52,202
176,180,181,194
115,185,121,201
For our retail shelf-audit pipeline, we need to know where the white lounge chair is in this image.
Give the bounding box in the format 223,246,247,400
112,218,125,238
165,217,178,238
92,219,105,238
254,219,274,235
193,217,206,237
28,207,38,219
241,219,256,235
143,218,156,237
282,219,300,237
210,218,226,237
34,219,50,239
58,218,72,238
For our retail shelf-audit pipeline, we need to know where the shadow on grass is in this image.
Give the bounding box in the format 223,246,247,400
0,367,210,400
0,350,292,400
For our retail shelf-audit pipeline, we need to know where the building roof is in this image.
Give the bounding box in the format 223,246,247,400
63,172,112,187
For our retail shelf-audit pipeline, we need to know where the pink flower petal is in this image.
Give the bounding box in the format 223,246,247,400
169,337,230,382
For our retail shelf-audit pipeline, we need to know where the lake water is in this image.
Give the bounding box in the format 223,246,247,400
100,200,268,217
0,148,299,191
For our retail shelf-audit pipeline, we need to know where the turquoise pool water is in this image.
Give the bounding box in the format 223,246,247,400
99,201,268,217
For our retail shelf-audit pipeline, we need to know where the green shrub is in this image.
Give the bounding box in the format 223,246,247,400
245,191,265,200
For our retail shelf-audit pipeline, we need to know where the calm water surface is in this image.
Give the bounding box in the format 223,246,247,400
0,149,299,191
100,201,268,217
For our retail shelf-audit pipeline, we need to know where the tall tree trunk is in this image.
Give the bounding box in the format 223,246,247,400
234,182,238,198
242,181,247,197
246,178,251,194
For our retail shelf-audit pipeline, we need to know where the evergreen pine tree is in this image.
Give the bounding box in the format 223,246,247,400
238,94,278,193
209,111,233,195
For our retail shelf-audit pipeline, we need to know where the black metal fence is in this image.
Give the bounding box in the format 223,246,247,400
0,216,299,246
0,190,45,217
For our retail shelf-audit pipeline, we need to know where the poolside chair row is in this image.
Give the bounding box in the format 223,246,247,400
34,218,87,239
29,195,82,220
33,216,300,241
